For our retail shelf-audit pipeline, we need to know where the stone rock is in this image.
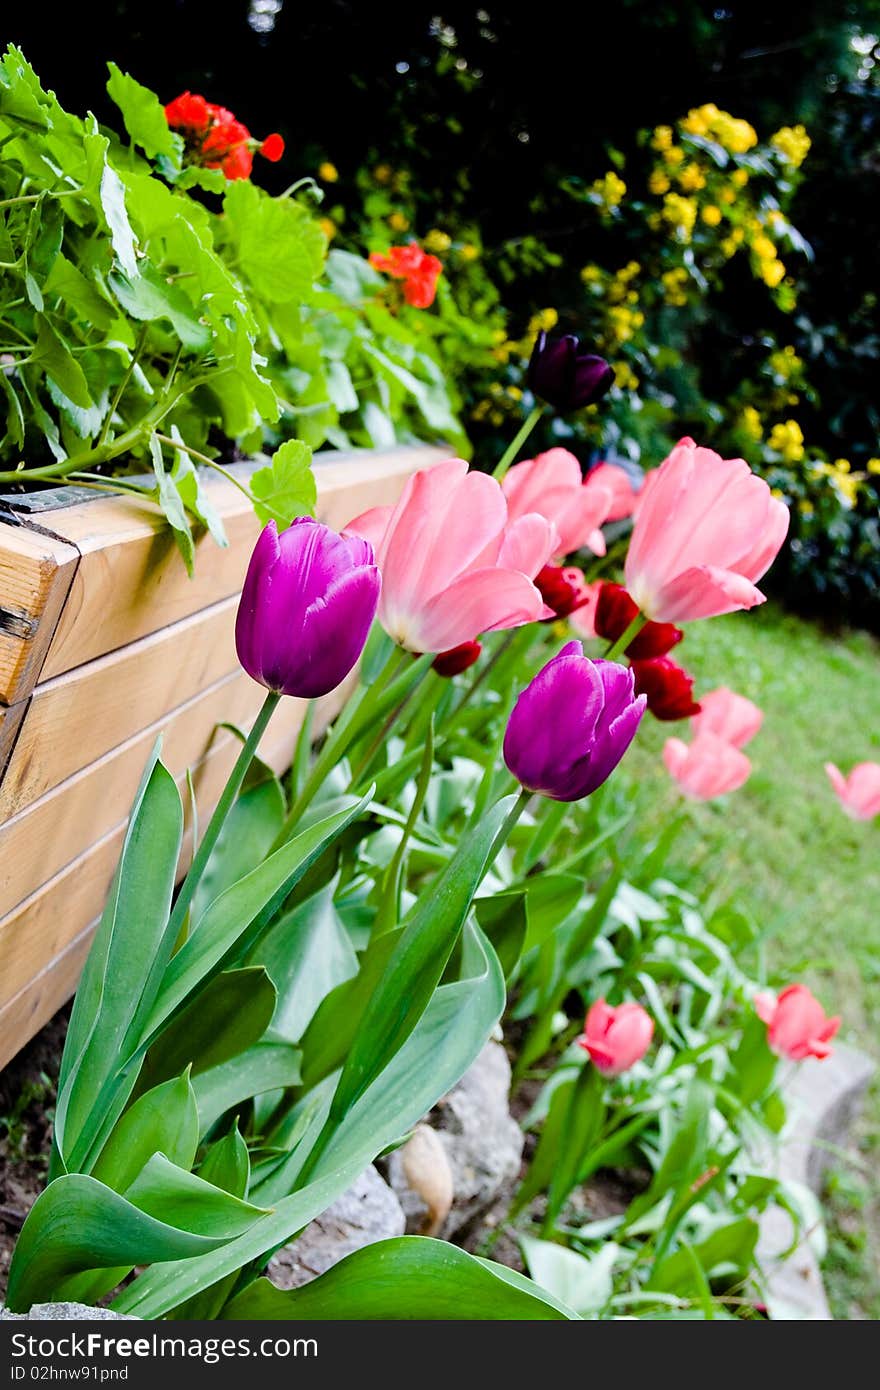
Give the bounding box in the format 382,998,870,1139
267,1164,405,1289
757,1043,875,1320
1,1303,139,1320
387,1041,523,1239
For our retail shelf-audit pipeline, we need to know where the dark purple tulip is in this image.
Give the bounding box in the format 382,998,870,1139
236,518,381,699
503,641,646,800
527,332,615,414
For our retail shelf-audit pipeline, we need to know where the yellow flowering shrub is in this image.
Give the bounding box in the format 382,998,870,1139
771,125,811,168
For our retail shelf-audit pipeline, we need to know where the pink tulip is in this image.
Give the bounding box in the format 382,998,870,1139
587,462,639,521
663,731,751,800
624,437,789,621
755,985,840,1061
824,761,880,821
578,998,654,1075
502,448,613,557
568,581,603,640
692,687,763,748
346,458,555,653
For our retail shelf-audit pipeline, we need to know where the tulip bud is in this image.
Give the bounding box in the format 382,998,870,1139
527,331,615,414
235,519,381,699
535,564,592,619
503,641,645,801
595,582,683,659
630,656,701,721
432,641,482,677
755,985,840,1061
579,998,654,1075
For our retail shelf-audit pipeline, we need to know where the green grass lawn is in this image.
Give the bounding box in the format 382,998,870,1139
621,600,880,1317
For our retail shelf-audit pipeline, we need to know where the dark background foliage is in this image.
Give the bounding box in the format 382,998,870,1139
7,0,879,619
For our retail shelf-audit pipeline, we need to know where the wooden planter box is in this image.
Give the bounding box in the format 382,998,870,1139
0,444,442,1072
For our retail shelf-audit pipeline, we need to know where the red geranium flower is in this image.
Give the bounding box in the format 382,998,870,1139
164,91,212,135
369,243,443,309
261,133,285,162
164,92,285,181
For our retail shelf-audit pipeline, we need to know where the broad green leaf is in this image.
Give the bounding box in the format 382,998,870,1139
224,181,325,302
125,1153,269,1237
54,750,183,1173
249,878,358,1043
199,1125,251,1199
190,775,284,926
649,1218,758,1294
43,253,116,331
135,968,278,1095
106,63,179,161
109,263,210,350
92,1071,199,1194
90,134,139,278
167,425,228,549
297,926,401,1091
192,1043,303,1133
143,793,371,1039
33,317,92,409
112,924,503,1317
474,891,528,979
326,795,514,1127
149,433,195,575
5,1175,233,1313
249,438,316,527
520,1236,620,1316
223,1237,579,1320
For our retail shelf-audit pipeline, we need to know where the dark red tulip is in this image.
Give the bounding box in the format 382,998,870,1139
432,641,483,677
595,582,683,659
535,564,592,619
631,656,701,721
527,332,614,414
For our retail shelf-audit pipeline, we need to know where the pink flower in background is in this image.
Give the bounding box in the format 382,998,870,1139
578,998,654,1075
692,687,763,748
587,462,640,521
346,459,554,653
824,761,880,821
663,731,751,800
755,985,840,1061
502,448,613,557
624,437,789,621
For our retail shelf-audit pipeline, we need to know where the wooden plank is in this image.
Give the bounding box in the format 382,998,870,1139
0,519,80,705
0,595,240,818
0,675,352,1041
0,668,261,918
0,698,29,788
36,445,444,681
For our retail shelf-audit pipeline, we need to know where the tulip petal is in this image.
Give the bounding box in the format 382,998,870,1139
499,512,558,578
409,567,544,653
345,505,394,557
649,565,766,623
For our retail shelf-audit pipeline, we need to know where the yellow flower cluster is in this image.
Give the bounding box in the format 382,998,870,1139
388,210,410,232
771,125,811,168
613,360,640,391
662,192,697,239
649,170,671,195
701,204,722,226
661,266,689,307
319,216,337,241
318,161,339,183
720,228,744,258
459,242,480,261
607,260,641,304
529,307,559,334
591,171,627,207
868,459,880,475
606,304,644,343
768,419,804,462
769,346,802,379
472,382,524,427
423,229,451,253
677,161,706,192
373,163,393,184
680,104,758,154
739,406,763,441
651,125,674,151
812,458,862,507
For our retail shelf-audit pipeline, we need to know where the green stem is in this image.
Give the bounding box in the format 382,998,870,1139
166,690,280,943
603,612,647,662
97,325,148,447
492,404,544,481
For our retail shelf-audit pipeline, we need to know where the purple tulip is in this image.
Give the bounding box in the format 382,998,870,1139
504,641,646,800
527,332,615,414
235,518,381,698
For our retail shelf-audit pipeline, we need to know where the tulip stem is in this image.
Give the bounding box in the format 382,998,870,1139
603,612,647,662
167,689,281,942
492,405,544,481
